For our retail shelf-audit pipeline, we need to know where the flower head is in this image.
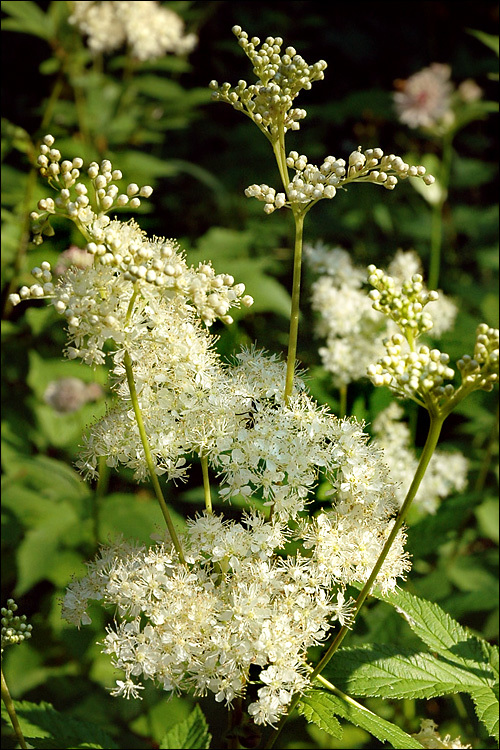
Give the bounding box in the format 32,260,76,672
394,63,454,129
69,1,197,60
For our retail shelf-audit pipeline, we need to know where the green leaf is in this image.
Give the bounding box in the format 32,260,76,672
475,497,500,544
297,691,343,739
98,492,186,545
327,643,489,699
132,75,185,100
377,588,497,682
470,686,500,741
1,700,118,748
299,690,423,749
1,0,55,40
467,28,500,55
364,588,499,739
159,704,211,749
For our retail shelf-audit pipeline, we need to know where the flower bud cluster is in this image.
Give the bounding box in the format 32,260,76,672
1,599,32,652
368,265,439,340
457,324,499,392
368,335,455,400
209,26,327,136
31,135,153,243
10,217,253,364
246,148,434,213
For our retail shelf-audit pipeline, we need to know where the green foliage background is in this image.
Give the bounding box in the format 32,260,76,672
1,2,498,748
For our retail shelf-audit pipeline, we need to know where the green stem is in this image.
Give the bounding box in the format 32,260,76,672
200,454,213,514
338,384,347,419
428,131,453,291
264,412,445,749
123,351,185,564
284,210,305,401
1,666,28,750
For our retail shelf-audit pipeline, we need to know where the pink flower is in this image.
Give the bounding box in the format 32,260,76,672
394,63,453,129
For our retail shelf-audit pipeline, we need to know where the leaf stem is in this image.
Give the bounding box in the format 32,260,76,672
123,350,186,564
284,210,305,401
200,454,213,514
1,666,28,750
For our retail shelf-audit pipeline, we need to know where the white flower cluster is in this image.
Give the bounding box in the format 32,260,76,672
457,324,499,393
78,340,401,523
394,64,454,130
368,336,456,401
245,147,435,213
209,26,327,137
29,135,153,244
69,1,197,61
306,246,457,389
63,502,408,724
44,377,103,413
9,138,253,365
394,63,482,133
366,264,499,407
368,264,439,341
373,404,468,515
1,599,32,652
411,719,472,749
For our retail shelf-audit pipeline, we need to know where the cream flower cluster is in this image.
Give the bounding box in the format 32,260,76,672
394,64,454,130
62,505,408,725
411,719,472,749
366,264,499,408
79,340,401,526
69,1,197,61
457,324,499,393
209,26,327,137
1,599,33,652
29,135,153,244
394,62,483,133
368,336,456,401
9,138,253,364
373,404,468,514
306,246,457,389
368,264,438,341
245,147,435,213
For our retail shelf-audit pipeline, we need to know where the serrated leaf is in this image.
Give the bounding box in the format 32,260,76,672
297,691,343,739
299,690,423,749
470,686,499,741
377,588,497,684
1,700,117,748
325,644,486,700
160,704,211,749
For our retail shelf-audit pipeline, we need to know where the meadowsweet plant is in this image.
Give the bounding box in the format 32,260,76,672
3,18,499,750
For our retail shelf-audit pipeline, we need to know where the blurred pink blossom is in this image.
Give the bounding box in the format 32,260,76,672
394,63,453,128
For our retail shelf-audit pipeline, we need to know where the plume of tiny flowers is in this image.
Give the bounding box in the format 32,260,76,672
394,63,483,134
411,719,472,749
62,503,409,725
305,245,457,389
372,403,468,515
367,263,499,414
1,599,33,653
69,1,197,61
9,136,253,366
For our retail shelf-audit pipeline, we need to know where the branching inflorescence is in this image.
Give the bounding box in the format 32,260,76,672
8,22,498,736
